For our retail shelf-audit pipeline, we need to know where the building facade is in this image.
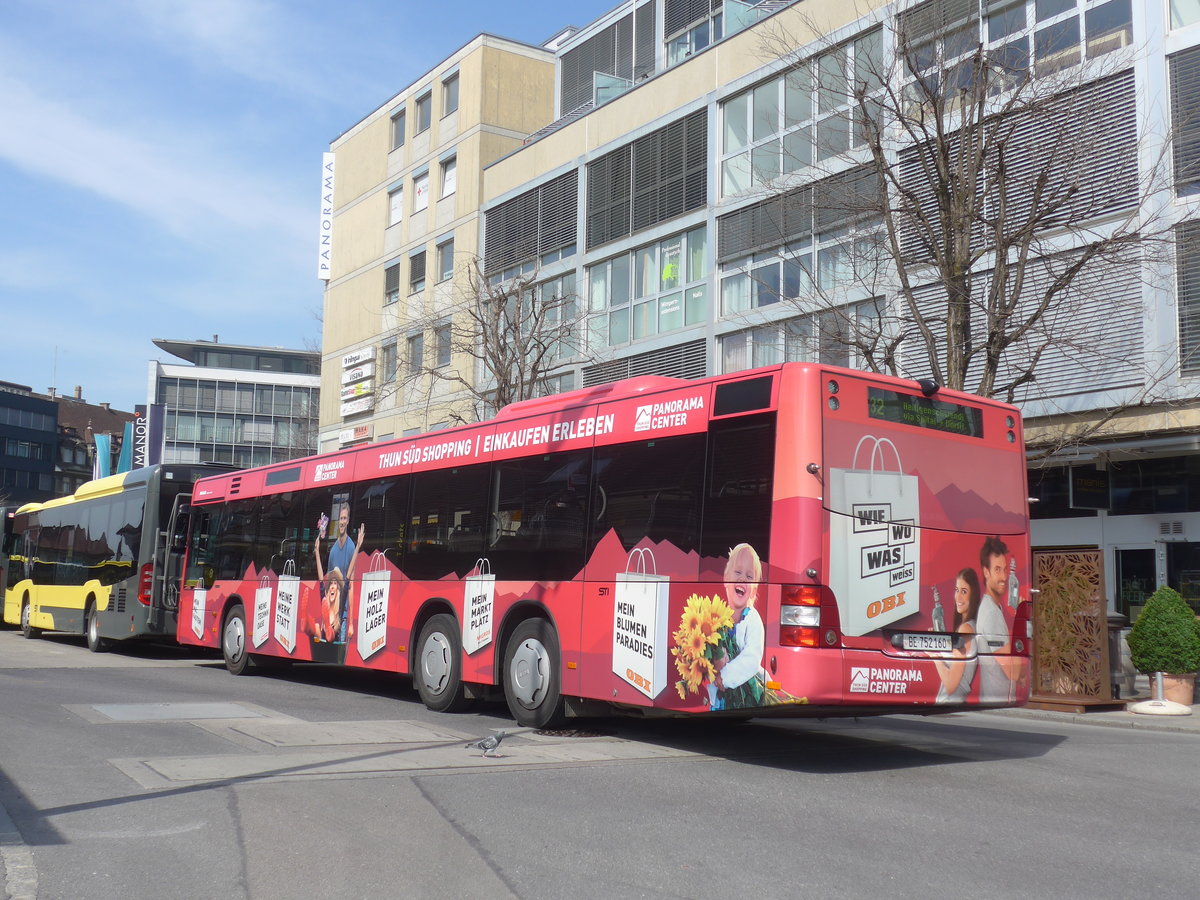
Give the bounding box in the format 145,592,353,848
149,339,320,468
322,0,1200,615
319,32,560,446
0,381,57,506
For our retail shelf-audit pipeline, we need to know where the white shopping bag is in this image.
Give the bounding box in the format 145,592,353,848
612,548,669,699
273,559,299,655
191,588,207,640
357,551,390,662
463,558,495,655
252,572,273,649
827,436,921,637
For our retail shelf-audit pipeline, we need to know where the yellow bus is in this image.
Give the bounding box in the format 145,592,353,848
4,464,226,650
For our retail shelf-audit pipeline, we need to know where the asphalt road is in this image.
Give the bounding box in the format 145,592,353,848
1,628,1196,900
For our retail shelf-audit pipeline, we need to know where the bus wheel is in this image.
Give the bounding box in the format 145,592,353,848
414,613,471,713
503,618,565,728
20,601,40,639
86,605,110,653
222,603,252,676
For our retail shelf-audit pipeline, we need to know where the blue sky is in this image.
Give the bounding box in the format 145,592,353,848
0,0,615,412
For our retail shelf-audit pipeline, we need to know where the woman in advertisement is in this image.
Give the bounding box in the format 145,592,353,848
932,568,981,704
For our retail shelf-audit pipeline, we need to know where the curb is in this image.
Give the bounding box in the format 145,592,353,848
982,705,1200,736
0,797,37,900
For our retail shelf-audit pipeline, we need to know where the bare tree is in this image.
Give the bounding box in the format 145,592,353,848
734,1,1175,441
383,259,592,427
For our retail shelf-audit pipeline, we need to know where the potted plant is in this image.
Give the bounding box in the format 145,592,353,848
1125,586,1200,705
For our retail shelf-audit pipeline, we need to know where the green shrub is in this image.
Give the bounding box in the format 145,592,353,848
1126,587,1200,674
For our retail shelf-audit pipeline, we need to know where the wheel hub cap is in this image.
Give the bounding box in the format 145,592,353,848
509,638,548,707
421,633,451,694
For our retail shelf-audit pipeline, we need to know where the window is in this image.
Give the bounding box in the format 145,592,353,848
387,186,403,227
406,333,424,375
490,449,591,580
718,168,881,311
410,250,426,293
719,302,880,374
384,262,400,306
592,432,705,556
720,319,811,372
434,324,452,367
1173,0,1200,29
1171,46,1200,195
1084,0,1131,57
485,170,579,275
1178,221,1200,375
415,92,432,133
440,157,457,198
666,13,722,66
437,238,454,282
588,227,708,347
390,109,406,149
539,273,581,363
721,29,881,196
413,172,429,212
587,109,707,249
536,372,575,397
442,73,459,115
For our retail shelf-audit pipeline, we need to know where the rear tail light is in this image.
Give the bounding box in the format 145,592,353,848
781,584,823,648
1011,599,1033,656
137,563,154,606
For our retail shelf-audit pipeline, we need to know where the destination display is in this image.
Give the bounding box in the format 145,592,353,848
867,388,984,438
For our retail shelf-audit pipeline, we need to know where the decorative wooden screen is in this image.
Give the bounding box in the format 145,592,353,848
1032,549,1112,705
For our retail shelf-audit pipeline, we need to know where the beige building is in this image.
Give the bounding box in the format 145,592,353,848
320,33,559,447
323,0,1200,616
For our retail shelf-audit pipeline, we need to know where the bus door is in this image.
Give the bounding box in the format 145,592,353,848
152,492,192,630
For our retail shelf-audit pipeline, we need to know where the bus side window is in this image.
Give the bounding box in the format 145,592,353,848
701,413,775,561
489,450,590,582
353,477,409,574
590,433,705,556
405,463,488,580
209,499,259,582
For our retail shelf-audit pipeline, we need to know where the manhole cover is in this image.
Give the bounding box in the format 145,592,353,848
535,727,614,738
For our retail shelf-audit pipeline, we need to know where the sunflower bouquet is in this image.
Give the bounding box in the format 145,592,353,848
671,593,735,700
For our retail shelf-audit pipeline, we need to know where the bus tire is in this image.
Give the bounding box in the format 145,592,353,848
86,605,110,653
414,613,471,713
20,601,40,639
222,603,252,676
502,618,565,728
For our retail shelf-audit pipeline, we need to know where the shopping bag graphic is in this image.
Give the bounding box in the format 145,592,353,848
463,558,495,654
191,588,207,640
357,551,390,662
252,572,273,648
612,548,669,699
828,436,921,637
273,559,299,655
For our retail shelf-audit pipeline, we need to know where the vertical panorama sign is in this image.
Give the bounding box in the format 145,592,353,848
318,152,335,280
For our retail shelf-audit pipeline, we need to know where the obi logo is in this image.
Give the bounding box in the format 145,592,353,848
634,406,653,432
866,591,906,620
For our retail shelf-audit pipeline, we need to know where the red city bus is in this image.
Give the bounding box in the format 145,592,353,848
176,363,1031,726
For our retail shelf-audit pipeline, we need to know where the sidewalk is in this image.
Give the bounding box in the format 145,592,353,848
983,674,1200,735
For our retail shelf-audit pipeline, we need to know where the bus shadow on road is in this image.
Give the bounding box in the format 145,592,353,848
189,660,1068,773
602,713,1068,774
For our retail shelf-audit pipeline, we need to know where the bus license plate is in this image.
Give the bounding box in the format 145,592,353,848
901,633,953,652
